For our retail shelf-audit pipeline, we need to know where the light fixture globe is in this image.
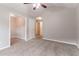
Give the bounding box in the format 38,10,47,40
36,17,42,20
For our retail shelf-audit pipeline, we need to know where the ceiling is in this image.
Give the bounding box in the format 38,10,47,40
0,3,78,17
0,3,28,15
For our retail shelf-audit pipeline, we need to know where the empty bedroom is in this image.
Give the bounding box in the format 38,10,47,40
0,3,79,56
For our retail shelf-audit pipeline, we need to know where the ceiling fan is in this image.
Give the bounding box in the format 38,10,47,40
24,3,47,10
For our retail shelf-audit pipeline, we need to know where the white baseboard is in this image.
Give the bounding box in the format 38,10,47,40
43,38,77,46
0,45,10,50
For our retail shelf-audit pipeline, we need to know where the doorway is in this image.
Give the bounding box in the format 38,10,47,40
35,17,43,38
10,16,25,45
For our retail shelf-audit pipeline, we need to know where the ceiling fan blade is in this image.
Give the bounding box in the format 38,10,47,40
24,3,31,4
41,4,47,8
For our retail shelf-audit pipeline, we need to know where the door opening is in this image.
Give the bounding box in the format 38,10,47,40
10,16,25,45
35,17,43,38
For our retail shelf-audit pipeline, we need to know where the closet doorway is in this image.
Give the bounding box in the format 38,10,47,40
10,16,25,45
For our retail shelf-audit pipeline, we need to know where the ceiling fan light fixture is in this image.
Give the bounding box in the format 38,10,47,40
24,3,47,10
36,16,42,20
36,3,40,8
33,4,37,7
33,3,40,9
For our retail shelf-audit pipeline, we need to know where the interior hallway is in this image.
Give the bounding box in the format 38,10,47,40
0,38,78,56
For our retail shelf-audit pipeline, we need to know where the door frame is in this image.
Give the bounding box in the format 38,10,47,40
9,13,27,46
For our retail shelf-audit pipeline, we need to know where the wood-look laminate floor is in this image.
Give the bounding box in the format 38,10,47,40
0,38,79,56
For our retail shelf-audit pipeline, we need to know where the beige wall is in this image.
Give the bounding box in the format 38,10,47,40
27,18,35,40
0,6,10,49
11,16,25,40
42,8,77,45
11,16,17,38
77,5,79,47
0,5,27,50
